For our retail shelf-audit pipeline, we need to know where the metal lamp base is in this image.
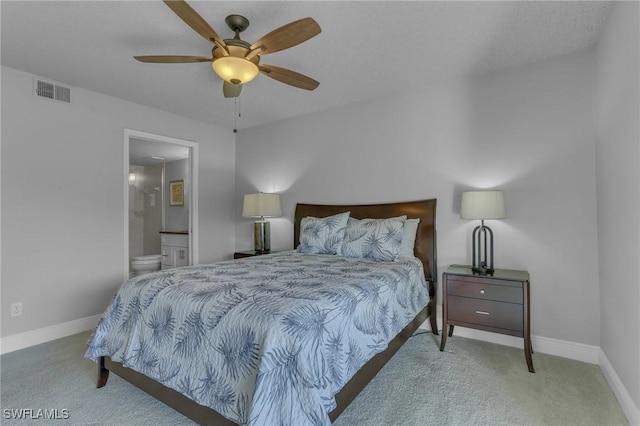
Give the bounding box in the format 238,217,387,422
471,220,495,275
472,267,495,276
253,220,271,253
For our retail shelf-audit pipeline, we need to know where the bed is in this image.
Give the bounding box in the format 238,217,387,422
87,199,437,425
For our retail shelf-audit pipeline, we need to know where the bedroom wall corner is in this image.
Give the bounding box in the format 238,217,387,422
594,1,640,421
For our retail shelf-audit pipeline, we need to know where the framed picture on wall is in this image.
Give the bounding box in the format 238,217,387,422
169,180,184,206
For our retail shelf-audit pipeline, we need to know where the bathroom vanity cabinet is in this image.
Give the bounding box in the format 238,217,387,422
160,232,189,269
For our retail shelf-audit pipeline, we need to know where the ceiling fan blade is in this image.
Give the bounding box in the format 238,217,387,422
134,55,212,63
223,81,243,98
259,65,319,91
251,18,321,55
163,0,226,48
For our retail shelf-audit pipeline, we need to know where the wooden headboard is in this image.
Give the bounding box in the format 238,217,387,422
294,199,437,298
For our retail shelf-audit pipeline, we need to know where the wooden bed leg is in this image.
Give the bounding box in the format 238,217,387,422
429,309,439,335
97,356,110,388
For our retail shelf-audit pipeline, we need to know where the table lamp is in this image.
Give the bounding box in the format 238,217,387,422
242,193,282,253
460,190,506,275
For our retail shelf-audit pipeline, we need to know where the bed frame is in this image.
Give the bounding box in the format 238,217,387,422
97,198,438,425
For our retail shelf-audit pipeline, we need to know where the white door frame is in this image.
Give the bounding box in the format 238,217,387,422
123,128,199,280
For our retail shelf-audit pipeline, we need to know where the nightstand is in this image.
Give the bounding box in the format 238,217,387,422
439,265,534,373
233,250,276,259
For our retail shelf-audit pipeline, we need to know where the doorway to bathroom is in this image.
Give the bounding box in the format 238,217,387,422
123,129,199,279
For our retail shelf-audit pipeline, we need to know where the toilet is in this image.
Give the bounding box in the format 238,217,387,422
131,254,162,276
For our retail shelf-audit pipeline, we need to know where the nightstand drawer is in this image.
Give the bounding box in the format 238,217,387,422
448,296,523,332
447,278,523,304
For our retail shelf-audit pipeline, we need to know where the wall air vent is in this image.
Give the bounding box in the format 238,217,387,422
33,77,71,103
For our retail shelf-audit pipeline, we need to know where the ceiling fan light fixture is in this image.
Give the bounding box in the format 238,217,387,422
212,57,259,84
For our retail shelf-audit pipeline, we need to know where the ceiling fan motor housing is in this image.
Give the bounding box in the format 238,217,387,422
225,15,250,35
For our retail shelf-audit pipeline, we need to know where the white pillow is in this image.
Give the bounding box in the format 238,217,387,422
397,218,420,259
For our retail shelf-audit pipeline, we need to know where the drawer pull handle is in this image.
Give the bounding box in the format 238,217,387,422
480,289,485,294
475,310,490,316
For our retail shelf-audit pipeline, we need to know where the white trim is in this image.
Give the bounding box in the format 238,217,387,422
123,129,199,281
420,304,599,363
447,327,600,364
599,350,640,426
190,143,199,265
124,131,130,281
0,314,101,355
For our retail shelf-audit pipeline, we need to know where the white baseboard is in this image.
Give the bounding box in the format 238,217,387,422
448,328,599,364
420,304,598,363
599,350,640,426
0,314,101,355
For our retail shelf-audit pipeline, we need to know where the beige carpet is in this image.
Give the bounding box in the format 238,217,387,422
336,332,628,425
0,331,628,425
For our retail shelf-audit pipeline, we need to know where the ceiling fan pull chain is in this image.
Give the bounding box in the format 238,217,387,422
233,97,242,133
233,98,238,133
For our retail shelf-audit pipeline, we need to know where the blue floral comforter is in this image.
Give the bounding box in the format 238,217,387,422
86,251,429,425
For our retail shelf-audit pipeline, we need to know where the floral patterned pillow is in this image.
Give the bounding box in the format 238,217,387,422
297,211,350,255
341,215,407,261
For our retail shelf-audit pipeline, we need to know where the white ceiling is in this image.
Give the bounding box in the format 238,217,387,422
1,1,611,131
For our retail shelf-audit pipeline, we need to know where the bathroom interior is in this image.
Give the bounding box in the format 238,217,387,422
129,138,190,276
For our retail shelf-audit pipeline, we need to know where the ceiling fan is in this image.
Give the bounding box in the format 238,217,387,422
134,0,321,98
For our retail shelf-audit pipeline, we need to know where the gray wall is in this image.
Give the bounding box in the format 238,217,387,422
236,49,600,347
164,158,189,231
1,65,237,337
595,1,640,411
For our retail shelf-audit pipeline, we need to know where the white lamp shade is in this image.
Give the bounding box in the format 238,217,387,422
460,191,506,220
242,193,282,218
